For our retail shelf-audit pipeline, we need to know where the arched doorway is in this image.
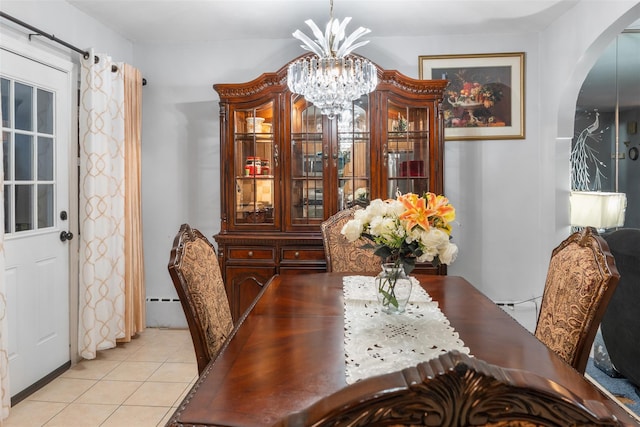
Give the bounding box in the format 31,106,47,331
573,25,640,229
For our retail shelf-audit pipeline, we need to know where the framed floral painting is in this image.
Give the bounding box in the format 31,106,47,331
419,52,525,140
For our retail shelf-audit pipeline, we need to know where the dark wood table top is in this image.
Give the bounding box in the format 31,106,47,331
167,273,639,426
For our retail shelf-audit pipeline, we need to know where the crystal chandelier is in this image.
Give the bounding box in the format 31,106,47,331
287,0,378,119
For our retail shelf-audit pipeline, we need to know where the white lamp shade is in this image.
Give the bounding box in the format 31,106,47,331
570,191,626,228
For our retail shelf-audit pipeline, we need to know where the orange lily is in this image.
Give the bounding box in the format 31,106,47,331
398,193,435,231
428,193,456,224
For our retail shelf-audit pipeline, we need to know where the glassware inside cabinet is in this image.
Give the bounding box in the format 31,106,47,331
338,98,371,209
291,96,325,221
234,102,275,224
386,102,430,198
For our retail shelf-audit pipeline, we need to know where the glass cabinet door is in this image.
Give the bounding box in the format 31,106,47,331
290,96,324,223
386,101,431,198
339,98,371,209
290,95,373,223
233,101,275,225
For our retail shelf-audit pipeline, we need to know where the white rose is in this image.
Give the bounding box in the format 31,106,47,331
370,217,396,242
341,219,363,242
406,227,422,244
353,208,368,222
420,228,449,248
388,199,405,216
417,252,434,263
439,242,458,265
366,199,387,219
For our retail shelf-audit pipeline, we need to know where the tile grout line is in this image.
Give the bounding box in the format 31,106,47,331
5,328,196,427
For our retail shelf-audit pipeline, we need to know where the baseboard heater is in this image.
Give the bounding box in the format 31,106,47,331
146,297,181,303
145,297,187,328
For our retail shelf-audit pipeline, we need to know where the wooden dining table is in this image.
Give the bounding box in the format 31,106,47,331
167,273,639,426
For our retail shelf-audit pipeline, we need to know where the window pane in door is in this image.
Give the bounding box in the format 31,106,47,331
15,133,33,180
15,184,33,231
37,184,54,228
1,78,10,127
2,75,58,234
3,185,11,233
38,136,54,180
14,82,33,131
2,131,9,180
37,89,54,134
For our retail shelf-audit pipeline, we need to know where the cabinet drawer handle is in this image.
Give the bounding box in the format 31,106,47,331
294,251,300,258
248,251,254,257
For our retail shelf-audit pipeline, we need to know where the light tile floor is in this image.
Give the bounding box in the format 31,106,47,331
4,328,196,427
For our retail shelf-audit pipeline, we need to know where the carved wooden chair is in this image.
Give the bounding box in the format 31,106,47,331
272,350,621,427
534,226,620,374
321,206,382,274
168,223,234,375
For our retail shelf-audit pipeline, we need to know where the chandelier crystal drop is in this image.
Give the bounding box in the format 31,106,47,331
287,2,378,119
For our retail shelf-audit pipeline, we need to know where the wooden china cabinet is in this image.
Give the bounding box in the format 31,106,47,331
214,55,448,320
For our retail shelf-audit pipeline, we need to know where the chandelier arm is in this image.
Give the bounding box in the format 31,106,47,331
292,30,324,56
336,27,371,57
332,18,351,54
324,20,335,53
338,39,370,57
305,19,327,52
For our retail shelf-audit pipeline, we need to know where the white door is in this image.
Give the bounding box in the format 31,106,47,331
1,46,72,397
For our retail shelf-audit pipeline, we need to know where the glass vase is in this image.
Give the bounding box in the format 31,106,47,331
376,262,413,314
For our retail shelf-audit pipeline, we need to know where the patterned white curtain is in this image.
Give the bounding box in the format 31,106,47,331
78,50,126,359
0,98,10,420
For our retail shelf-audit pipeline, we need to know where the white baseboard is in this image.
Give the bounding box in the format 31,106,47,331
145,298,188,328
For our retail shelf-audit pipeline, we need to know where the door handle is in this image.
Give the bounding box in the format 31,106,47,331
60,231,74,242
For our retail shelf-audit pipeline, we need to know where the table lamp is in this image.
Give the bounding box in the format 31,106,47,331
570,191,627,231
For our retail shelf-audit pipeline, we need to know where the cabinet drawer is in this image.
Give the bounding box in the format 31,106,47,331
228,248,274,261
281,248,326,261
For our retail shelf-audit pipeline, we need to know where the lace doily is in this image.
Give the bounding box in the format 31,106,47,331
343,275,470,384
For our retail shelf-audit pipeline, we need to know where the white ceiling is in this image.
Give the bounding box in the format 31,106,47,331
66,0,639,110
67,0,580,44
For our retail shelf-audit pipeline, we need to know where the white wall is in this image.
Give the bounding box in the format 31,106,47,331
1,1,134,65
139,34,541,314
138,2,640,329
370,33,543,302
3,0,640,327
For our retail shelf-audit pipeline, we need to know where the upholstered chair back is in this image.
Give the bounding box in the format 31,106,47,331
321,206,382,274
168,223,234,375
272,351,619,427
535,227,619,374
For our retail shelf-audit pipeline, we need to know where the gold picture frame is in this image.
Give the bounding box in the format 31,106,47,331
419,52,525,140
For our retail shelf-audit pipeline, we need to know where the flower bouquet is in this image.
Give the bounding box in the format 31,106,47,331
341,192,458,312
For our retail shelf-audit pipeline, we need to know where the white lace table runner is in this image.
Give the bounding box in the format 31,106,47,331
343,275,470,384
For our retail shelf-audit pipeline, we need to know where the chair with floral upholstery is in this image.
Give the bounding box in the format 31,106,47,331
321,206,382,274
534,226,620,374
168,223,234,375
272,350,620,427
